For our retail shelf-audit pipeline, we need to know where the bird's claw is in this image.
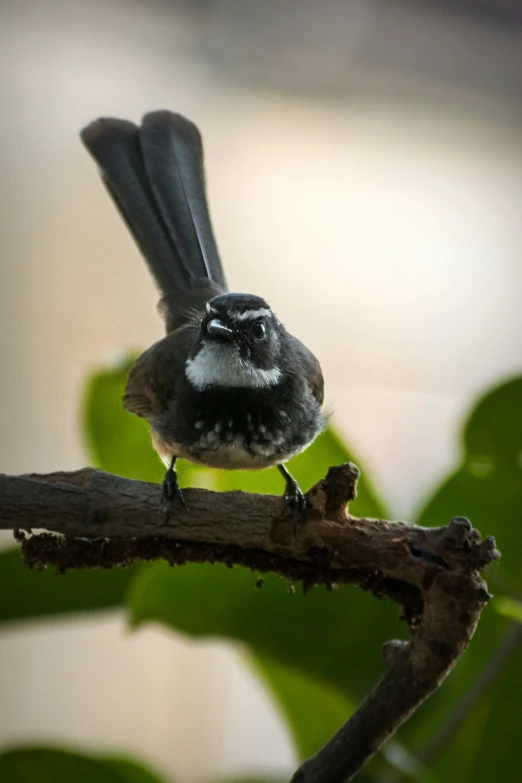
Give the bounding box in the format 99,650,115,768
284,479,307,536
162,464,185,523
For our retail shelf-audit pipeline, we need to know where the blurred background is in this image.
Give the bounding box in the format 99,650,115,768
0,0,521,781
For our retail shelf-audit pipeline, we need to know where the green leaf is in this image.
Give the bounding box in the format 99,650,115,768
460,643,522,781
396,377,522,782
252,653,355,760
0,361,154,627
127,560,404,705
493,597,522,623
0,748,123,783
82,357,165,484
0,747,170,783
416,376,522,592
100,756,170,783
423,633,522,783
211,779,286,783
0,548,139,625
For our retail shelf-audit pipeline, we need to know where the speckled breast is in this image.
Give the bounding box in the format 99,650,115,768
153,385,325,471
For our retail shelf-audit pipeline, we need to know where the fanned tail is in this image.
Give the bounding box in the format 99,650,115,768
80,111,227,330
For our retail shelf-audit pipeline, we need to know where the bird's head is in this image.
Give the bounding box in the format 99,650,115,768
185,293,284,390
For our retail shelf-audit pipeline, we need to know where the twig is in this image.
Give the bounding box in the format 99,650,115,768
0,463,499,783
378,621,522,783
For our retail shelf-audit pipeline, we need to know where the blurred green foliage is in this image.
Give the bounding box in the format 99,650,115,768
0,548,138,625
251,654,355,761
494,597,522,623
400,377,522,783
417,378,522,595
1,362,521,783
0,748,169,783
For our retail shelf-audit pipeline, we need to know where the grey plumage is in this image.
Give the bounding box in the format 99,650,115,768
140,112,224,287
80,110,326,521
80,111,227,331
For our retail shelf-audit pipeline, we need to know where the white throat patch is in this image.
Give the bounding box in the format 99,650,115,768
186,342,281,390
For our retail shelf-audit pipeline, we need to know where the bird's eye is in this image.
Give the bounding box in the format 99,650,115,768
251,321,266,340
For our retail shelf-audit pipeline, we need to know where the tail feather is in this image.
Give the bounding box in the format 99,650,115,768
140,111,225,288
80,112,227,327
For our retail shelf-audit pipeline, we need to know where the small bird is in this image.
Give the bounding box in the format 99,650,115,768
81,111,326,523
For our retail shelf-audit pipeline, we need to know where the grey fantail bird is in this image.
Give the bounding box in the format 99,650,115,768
81,111,326,524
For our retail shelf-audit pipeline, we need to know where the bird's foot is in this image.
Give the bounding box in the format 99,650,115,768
162,459,185,523
278,465,307,536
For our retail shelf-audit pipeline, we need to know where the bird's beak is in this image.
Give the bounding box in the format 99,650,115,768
206,318,234,341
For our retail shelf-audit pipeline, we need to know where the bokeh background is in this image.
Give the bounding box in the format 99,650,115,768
1,0,522,781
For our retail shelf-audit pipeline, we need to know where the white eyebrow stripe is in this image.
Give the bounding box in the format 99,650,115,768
229,308,272,321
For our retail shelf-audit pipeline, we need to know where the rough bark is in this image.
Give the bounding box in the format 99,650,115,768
0,463,499,783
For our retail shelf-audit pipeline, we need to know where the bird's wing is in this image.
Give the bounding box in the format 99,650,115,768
287,337,324,406
123,325,197,419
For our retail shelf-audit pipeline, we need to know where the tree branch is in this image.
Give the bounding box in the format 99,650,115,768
0,463,499,783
